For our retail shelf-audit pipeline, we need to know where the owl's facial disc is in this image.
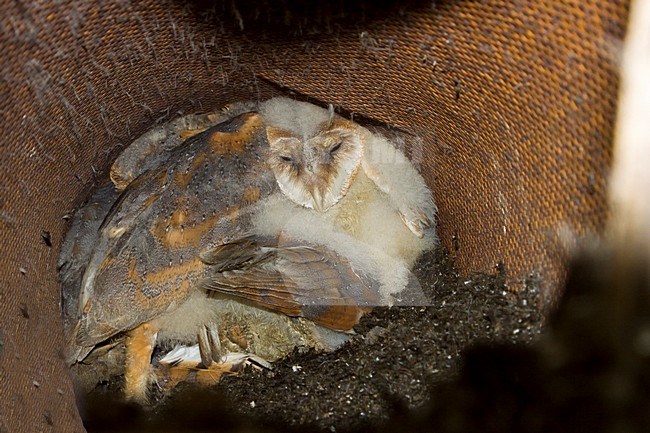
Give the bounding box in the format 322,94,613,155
302,128,363,211
266,122,363,212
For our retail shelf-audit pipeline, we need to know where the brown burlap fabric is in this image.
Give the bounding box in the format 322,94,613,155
0,1,628,431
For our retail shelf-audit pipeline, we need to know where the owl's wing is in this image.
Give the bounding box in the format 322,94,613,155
67,112,273,367
360,129,437,238
198,236,379,332
59,183,120,339
111,102,260,191
110,112,230,191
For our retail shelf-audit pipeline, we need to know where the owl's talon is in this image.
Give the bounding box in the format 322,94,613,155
418,211,431,227
207,324,223,363
197,326,213,368
198,324,223,366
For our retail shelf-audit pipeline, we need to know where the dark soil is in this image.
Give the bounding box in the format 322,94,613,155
209,247,543,431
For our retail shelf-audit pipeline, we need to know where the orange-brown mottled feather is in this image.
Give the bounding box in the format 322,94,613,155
72,112,275,355
199,236,378,332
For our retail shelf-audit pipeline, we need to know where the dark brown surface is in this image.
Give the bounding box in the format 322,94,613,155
0,1,628,431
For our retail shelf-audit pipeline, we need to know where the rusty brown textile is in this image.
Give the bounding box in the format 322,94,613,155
0,1,628,431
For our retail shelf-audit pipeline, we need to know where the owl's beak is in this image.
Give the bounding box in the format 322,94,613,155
310,188,325,212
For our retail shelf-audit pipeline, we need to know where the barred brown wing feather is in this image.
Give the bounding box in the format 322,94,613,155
198,237,378,331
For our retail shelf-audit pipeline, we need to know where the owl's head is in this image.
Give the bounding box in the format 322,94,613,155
265,118,364,212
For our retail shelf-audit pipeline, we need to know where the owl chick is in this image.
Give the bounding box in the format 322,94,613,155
253,97,437,302
259,97,436,237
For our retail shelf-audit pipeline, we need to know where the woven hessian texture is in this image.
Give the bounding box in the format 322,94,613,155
0,1,629,431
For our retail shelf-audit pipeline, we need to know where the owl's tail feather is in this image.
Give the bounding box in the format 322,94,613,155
64,323,94,365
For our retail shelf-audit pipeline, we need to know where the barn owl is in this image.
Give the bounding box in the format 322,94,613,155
259,97,436,239
64,110,382,403
60,110,229,391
